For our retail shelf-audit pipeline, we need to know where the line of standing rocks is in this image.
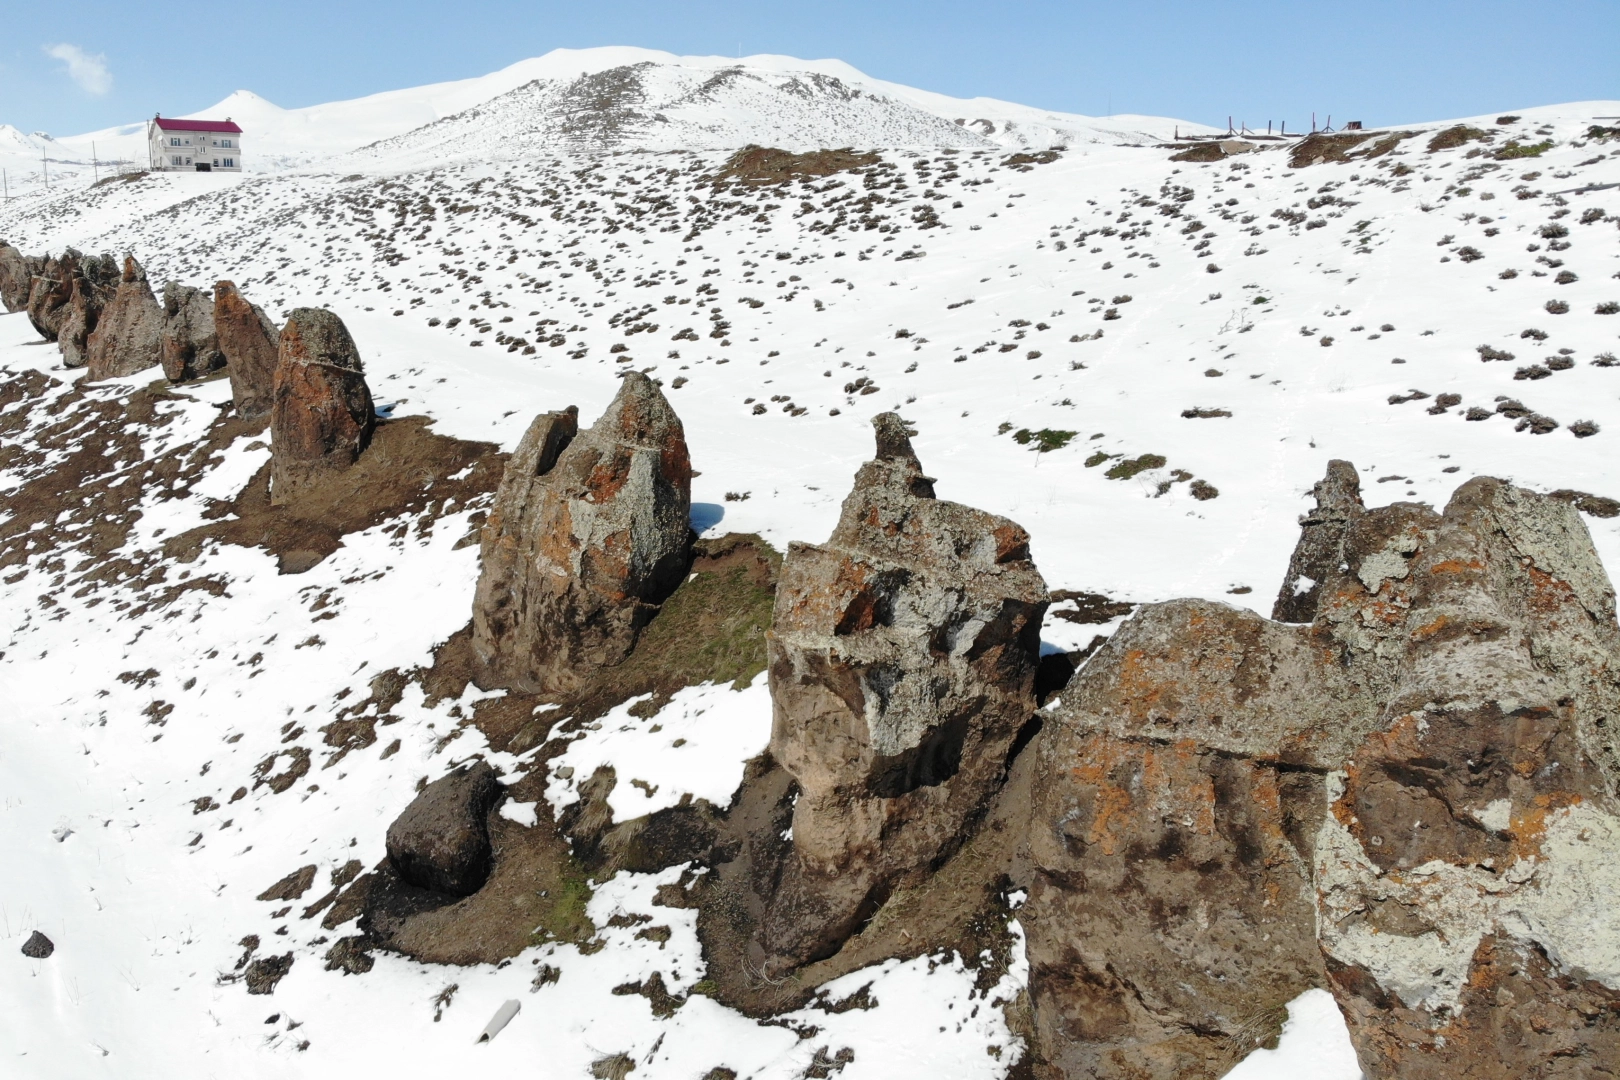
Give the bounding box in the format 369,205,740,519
7,236,1618,1077
0,241,374,503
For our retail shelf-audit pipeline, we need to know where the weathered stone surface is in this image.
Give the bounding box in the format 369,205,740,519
0,241,43,313
20,931,54,959
159,282,225,382
1314,478,1620,1079
25,249,76,341
269,308,375,504
1025,601,1352,1080
1022,469,1620,1079
1273,459,1363,622
84,256,164,380
471,372,692,693
385,761,503,897
54,253,120,370
762,413,1046,969
213,280,279,418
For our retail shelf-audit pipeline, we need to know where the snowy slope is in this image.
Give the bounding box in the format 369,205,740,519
2,87,1619,1079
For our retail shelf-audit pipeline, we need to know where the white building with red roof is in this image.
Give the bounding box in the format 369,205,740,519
146,115,243,172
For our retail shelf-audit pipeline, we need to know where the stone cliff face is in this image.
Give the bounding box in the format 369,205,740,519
85,257,164,381
213,280,280,418
160,283,225,383
54,253,120,371
471,371,692,693
269,308,376,504
1022,464,1620,1079
762,413,1047,968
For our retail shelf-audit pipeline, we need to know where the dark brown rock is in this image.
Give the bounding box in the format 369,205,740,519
213,280,279,418
85,256,164,380
256,865,317,902
1273,459,1363,622
762,413,1047,969
55,252,120,370
244,952,293,994
159,282,224,382
385,761,504,896
20,931,54,959
470,372,692,693
269,308,375,504
0,241,43,313
25,249,76,341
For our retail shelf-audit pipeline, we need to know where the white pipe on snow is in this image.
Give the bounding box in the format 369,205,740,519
476,999,521,1043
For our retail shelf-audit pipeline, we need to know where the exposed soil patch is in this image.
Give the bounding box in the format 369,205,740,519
167,414,503,574
1288,131,1415,168
713,146,882,187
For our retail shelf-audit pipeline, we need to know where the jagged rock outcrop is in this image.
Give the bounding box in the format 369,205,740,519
159,282,225,382
1273,458,1363,622
55,254,122,369
385,761,504,896
1025,601,1364,1080
213,280,280,418
25,249,75,341
1314,477,1620,1079
1022,461,1620,1079
84,256,164,380
470,372,693,693
762,413,1047,969
0,241,43,313
269,308,375,503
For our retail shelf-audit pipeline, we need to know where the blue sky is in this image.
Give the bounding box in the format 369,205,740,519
5,0,1617,136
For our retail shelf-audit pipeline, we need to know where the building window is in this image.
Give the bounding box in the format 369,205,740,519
220,140,232,148
222,158,235,168
171,156,183,166
170,138,181,146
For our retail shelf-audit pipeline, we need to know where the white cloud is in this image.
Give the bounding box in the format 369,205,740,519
44,43,112,96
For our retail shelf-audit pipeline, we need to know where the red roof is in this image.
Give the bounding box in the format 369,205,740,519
154,117,242,134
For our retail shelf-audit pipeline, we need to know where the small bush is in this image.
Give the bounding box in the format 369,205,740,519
1594,352,1620,367
1456,246,1484,262
1012,428,1077,453
1546,300,1570,314
1189,479,1220,500
1084,451,1112,468
1596,302,1619,314
1320,336,1335,346
1521,328,1547,340
1547,356,1575,371
1465,406,1493,420
1581,208,1608,224
1515,365,1551,380
1497,115,1521,124
1477,344,1516,362
1571,420,1601,438
1499,268,1519,279
1428,125,1487,152
1540,223,1570,239
1495,140,1554,160
1253,295,1270,305
1106,454,1167,480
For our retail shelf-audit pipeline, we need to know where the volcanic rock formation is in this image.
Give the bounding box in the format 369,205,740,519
761,413,1047,969
213,280,280,418
25,249,76,342
84,256,164,380
54,254,120,369
269,308,376,503
1272,458,1363,623
159,283,225,382
0,241,42,313
1021,463,1620,1079
471,371,693,694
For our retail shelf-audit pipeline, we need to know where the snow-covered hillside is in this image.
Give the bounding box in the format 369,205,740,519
0,46,1217,201
2,75,1619,1079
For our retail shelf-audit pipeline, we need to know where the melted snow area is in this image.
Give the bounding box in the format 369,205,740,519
2,62,1619,1077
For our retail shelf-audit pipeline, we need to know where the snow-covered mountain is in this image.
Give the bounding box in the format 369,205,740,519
0,47,1217,199
2,61,1620,1080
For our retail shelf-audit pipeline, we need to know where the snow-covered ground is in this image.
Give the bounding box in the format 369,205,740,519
3,53,1619,1078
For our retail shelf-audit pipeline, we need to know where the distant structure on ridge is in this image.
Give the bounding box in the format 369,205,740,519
147,115,243,173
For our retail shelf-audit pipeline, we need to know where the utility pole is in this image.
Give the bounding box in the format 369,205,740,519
93,141,98,184
43,147,48,189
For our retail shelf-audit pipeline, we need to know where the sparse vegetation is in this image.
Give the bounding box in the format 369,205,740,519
1105,454,1167,480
